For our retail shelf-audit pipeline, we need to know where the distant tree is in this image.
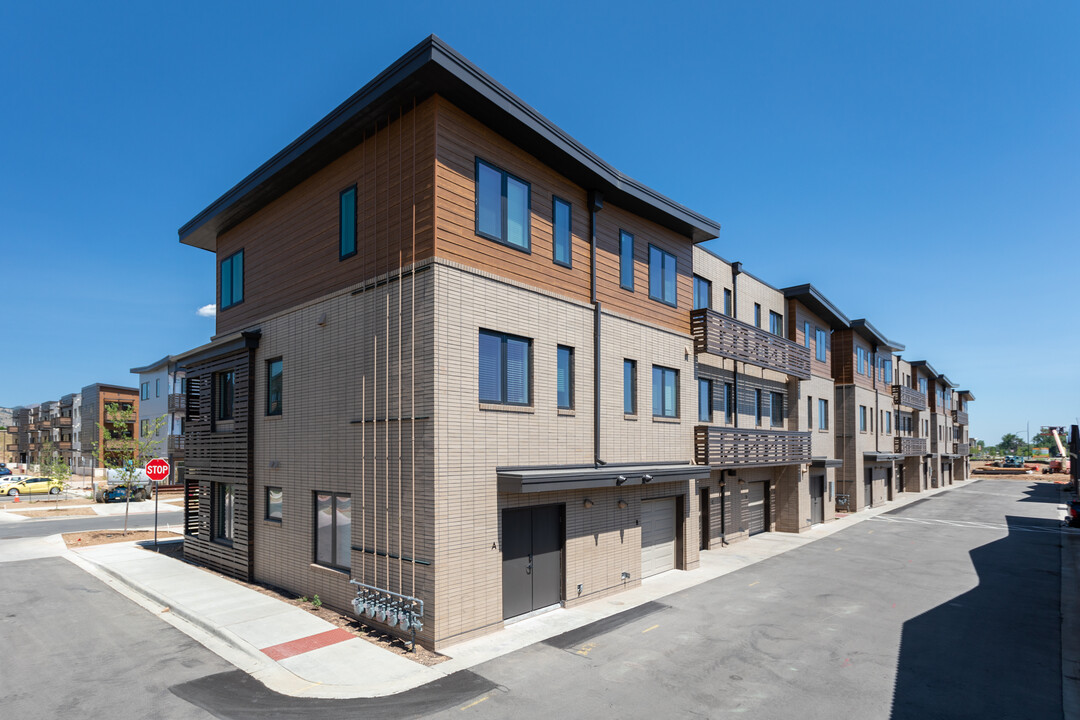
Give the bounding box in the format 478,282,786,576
38,439,71,509
95,402,166,533
999,433,1023,454
1031,429,1066,456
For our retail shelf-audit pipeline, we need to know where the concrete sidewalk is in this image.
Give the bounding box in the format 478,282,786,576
0,498,184,522
65,479,978,699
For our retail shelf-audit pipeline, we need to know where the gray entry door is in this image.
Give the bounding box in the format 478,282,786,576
746,482,767,535
641,497,677,577
864,469,874,508
502,506,563,620
810,475,825,525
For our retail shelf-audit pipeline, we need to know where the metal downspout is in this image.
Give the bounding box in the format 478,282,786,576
590,190,604,468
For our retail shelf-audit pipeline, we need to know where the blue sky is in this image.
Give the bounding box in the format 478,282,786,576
1,1,1076,445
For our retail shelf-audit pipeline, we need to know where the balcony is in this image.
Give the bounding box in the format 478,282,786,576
894,436,928,455
954,442,969,456
892,385,927,411
953,410,969,425
167,393,187,414
104,411,135,423
6,444,18,452
690,308,811,380
52,416,72,428
694,426,812,468
104,438,134,450
6,426,17,433
56,441,72,451
167,435,185,456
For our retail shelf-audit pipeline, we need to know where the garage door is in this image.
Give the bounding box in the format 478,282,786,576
641,497,676,578
746,482,767,535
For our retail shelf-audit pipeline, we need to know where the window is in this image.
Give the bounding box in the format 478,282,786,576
882,358,893,383
266,359,283,416
698,378,713,422
266,487,283,522
754,303,762,328
815,327,827,362
140,419,149,437
755,388,763,425
314,491,351,571
478,330,531,406
693,276,711,310
648,245,677,306
807,395,813,430
213,483,235,545
919,378,928,395
723,288,732,316
619,231,635,290
339,185,357,259
220,250,244,310
476,158,530,251
859,405,867,432
652,366,679,418
769,311,783,336
803,321,811,348
155,378,160,398
623,360,637,414
770,391,783,427
818,398,828,430
557,346,574,410
857,347,867,375
215,371,235,421
886,411,892,434
140,382,149,400
724,382,734,423
552,197,572,267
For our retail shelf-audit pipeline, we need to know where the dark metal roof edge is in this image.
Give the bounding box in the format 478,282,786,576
129,354,176,375
781,283,852,329
939,375,956,388
849,318,904,352
908,360,940,378
179,34,720,251
171,329,262,366
80,382,139,394
958,390,975,400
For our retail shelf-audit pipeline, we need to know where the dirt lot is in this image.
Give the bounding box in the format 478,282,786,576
13,507,97,518
63,529,183,547
143,541,445,666
970,460,1073,482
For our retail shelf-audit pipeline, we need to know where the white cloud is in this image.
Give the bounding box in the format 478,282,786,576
196,304,217,318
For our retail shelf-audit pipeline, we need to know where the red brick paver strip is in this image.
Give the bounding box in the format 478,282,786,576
260,628,355,661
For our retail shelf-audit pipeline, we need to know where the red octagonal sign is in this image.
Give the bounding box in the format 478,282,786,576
145,458,170,482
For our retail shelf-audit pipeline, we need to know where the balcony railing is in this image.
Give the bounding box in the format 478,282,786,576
7,426,18,433
167,393,187,414
892,385,928,411
168,435,185,455
695,426,812,467
894,436,928,455
952,410,969,425
104,438,135,450
954,442,969,456
56,441,72,451
690,308,812,380
6,444,18,452
104,411,135,423
52,416,72,428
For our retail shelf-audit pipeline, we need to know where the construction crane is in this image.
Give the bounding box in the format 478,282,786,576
1041,426,1071,474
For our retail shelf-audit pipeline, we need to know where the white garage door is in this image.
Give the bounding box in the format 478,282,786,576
641,497,676,578
746,482,767,535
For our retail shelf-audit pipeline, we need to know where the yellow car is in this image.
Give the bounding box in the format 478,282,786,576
0,476,63,497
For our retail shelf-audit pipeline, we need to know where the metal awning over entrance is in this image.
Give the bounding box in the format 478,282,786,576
497,462,706,494
864,452,903,462
811,457,843,468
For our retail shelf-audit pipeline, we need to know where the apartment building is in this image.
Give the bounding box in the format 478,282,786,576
892,357,931,492
78,383,140,471
130,356,188,484
173,36,974,650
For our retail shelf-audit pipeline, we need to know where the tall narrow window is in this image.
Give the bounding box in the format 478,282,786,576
859,405,867,432
155,378,160,397
698,378,713,422
220,250,244,310
755,389,763,425
724,382,734,423
266,359,283,416
314,491,351,571
140,382,149,400
818,398,828,430
886,411,892,434
693,275,712,310
623,359,637,414
648,245,677,306
475,158,530,251
919,377,928,395
213,483,235,545
723,288,732,316
803,321,811,348
553,197,572,267
557,346,574,409
770,391,783,427
652,366,679,418
339,185,357,259
857,347,867,375
266,487,283,522
478,330,532,406
215,371,235,421
769,311,783,336
815,327,827,362
807,395,814,430
754,303,762,328
619,230,635,290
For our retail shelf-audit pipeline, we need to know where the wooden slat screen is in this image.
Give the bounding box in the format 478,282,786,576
894,437,927,455
690,309,812,380
952,410,969,426
892,385,928,411
695,425,812,467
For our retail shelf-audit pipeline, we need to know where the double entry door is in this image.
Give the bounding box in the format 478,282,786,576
502,505,563,620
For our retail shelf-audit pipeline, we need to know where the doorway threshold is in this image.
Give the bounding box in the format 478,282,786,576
505,602,561,625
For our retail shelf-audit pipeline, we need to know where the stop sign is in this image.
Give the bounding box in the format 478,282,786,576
145,458,170,482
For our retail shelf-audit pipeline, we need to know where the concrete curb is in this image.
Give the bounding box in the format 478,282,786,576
1061,487,1079,719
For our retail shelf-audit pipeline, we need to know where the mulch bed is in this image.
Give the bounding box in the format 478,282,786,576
15,507,97,518
63,529,182,547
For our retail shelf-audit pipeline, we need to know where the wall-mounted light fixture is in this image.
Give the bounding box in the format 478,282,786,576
617,499,628,509
616,475,627,486
641,474,653,484
737,478,745,485
317,312,328,326
583,498,594,509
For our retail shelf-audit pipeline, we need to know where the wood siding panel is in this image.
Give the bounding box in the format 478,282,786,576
433,98,694,334
215,98,437,336
787,300,833,380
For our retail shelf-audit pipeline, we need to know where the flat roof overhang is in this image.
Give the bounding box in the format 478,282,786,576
180,35,721,253
958,390,976,401
850,319,904,353
864,452,903,462
781,285,851,331
811,457,843,468
497,462,707,494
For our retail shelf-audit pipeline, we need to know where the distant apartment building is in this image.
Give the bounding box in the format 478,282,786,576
78,383,140,472
172,36,974,650
130,356,188,483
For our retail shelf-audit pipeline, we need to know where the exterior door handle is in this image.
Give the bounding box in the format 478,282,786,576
526,553,533,575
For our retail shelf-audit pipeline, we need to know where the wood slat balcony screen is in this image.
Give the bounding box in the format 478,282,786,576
894,436,928,455
690,309,812,380
954,442,969,456
952,410,969,425
56,441,72,451
695,425,812,467
5,444,17,452
168,435,185,455
51,416,72,427
892,385,928,411
168,393,186,414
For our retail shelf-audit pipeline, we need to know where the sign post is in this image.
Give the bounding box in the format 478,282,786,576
145,459,170,547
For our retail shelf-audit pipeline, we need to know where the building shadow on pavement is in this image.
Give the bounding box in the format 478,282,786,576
1018,481,1068,505
890,515,1063,720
